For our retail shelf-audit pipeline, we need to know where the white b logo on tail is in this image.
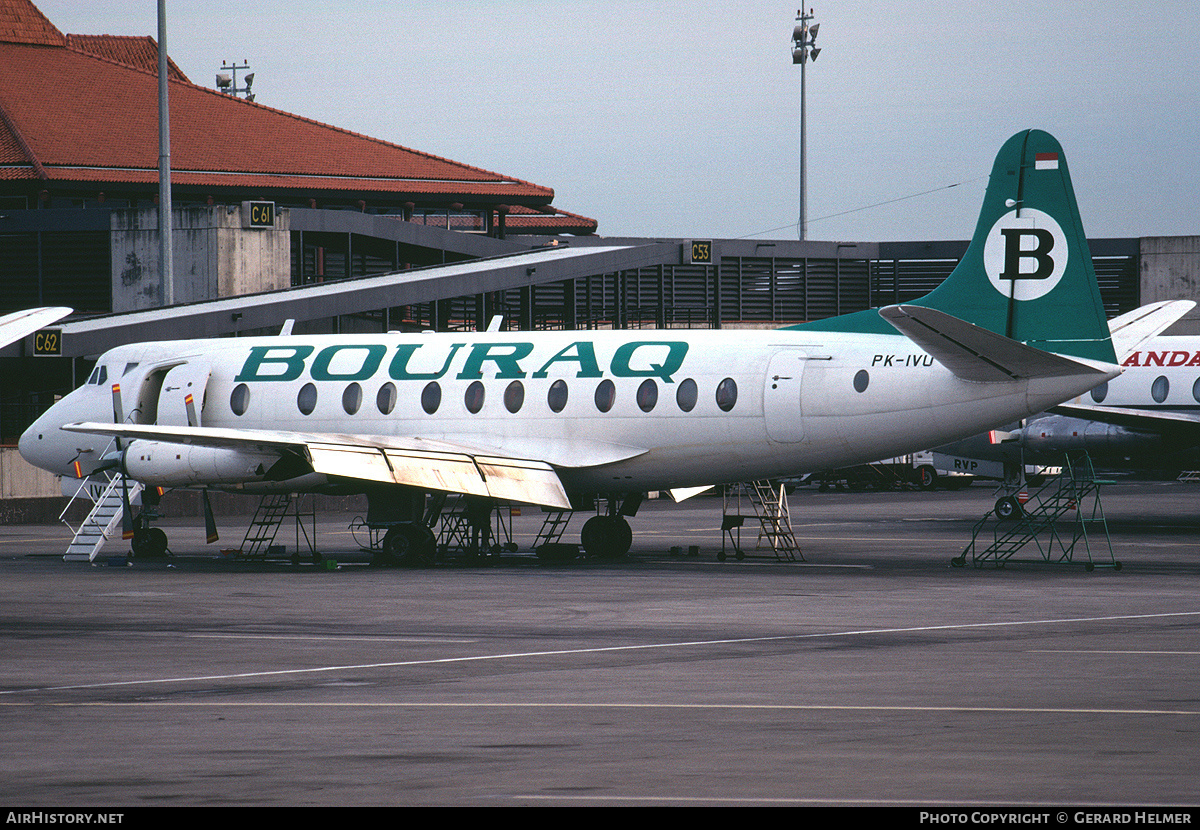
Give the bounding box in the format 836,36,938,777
983,208,1067,301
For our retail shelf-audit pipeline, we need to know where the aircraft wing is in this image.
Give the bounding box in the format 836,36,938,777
1048,404,1200,444
61,422,647,509
1107,300,1196,359
878,305,1114,382
0,307,71,349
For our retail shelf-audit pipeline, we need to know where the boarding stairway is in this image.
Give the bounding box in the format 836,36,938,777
61,473,144,562
720,480,803,562
957,452,1119,570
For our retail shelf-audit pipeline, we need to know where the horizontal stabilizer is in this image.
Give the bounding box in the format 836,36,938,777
1107,300,1196,359
879,304,1113,382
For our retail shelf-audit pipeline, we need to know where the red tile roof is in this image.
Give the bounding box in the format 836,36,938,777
0,0,597,232
0,0,63,46
66,33,190,82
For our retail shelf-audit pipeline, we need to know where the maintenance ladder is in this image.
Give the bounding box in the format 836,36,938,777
238,493,317,560
958,453,1118,570
721,480,803,562
533,509,573,548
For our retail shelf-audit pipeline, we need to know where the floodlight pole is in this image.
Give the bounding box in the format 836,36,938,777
157,0,173,306
791,8,820,242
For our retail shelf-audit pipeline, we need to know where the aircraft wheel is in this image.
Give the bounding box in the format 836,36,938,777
381,523,436,568
917,465,938,490
994,496,1021,520
580,515,632,559
131,527,168,559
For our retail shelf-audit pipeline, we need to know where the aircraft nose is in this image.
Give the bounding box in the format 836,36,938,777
18,417,51,471
19,405,70,475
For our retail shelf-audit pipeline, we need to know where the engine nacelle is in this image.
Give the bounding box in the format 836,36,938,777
122,440,282,486
1020,416,1163,459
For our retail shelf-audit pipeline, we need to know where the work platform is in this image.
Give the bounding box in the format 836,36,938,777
956,453,1119,570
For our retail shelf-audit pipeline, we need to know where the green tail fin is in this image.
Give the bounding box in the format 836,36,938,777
914,129,1116,363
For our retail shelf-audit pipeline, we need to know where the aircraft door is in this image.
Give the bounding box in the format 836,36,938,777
154,361,212,426
764,350,806,443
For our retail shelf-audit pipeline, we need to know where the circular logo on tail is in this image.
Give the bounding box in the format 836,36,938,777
983,208,1068,301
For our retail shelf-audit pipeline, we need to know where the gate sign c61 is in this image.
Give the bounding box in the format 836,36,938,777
33,328,62,356
242,201,276,229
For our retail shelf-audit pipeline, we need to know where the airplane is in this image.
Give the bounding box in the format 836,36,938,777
19,129,1124,563
932,320,1200,514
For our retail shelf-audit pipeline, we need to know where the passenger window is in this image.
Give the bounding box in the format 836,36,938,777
230,383,250,416
1091,382,1108,403
422,381,442,414
637,379,658,412
504,380,524,413
594,379,615,413
343,382,362,415
676,378,697,412
1152,375,1169,404
464,381,485,414
377,382,397,415
716,378,738,411
1193,378,1200,404
548,379,568,413
297,382,317,415
853,370,869,393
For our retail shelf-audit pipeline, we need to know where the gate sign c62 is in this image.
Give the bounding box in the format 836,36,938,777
33,328,62,356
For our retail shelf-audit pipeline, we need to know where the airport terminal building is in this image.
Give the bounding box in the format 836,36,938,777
0,0,1196,514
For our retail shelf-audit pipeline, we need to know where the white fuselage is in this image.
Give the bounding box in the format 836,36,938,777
1081,335,1200,410
20,327,1109,495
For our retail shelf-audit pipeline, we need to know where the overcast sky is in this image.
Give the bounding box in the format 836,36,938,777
34,1,1200,243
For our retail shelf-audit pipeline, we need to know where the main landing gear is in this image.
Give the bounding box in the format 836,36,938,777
380,523,438,567
579,514,633,559
578,493,642,559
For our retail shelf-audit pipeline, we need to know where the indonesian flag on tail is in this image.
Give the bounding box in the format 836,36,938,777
1035,152,1059,170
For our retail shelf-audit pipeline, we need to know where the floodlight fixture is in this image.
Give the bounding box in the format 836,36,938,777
216,60,256,100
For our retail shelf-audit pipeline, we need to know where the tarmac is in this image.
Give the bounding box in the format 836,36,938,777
1,480,1198,808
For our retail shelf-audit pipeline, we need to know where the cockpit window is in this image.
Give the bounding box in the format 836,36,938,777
123,362,139,376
